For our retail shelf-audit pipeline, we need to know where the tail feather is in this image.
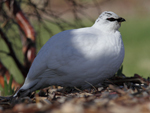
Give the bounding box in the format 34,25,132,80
13,79,39,97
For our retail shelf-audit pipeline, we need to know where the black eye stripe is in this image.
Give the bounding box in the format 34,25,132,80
107,18,116,21
107,17,126,22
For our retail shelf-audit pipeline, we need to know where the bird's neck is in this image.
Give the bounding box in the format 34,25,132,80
92,23,118,33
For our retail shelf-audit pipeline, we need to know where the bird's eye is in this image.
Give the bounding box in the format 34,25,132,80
107,18,116,21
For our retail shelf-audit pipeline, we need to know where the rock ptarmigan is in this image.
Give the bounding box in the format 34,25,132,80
14,11,125,97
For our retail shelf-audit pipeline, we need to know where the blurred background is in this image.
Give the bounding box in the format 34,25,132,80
0,0,150,91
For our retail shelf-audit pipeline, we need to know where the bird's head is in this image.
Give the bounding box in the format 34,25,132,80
93,11,125,32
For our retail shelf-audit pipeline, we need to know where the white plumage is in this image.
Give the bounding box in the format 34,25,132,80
14,11,125,97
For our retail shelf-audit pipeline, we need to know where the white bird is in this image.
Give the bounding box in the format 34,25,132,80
14,11,125,97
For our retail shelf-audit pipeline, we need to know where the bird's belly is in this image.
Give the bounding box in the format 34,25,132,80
51,50,123,88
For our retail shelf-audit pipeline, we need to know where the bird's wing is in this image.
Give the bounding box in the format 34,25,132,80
24,27,106,83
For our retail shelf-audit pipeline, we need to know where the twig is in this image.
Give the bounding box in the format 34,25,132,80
0,28,27,76
85,81,98,92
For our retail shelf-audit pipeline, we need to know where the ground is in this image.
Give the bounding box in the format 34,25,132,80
0,74,150,113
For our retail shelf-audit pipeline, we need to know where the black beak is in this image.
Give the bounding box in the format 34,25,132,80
117,17,126,22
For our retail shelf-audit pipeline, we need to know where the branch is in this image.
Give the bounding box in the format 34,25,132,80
5,0,36,76
0,50,10,56
5,0,36,41
0,28,28,76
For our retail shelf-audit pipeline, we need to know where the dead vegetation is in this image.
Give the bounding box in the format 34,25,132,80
0,74,150,113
